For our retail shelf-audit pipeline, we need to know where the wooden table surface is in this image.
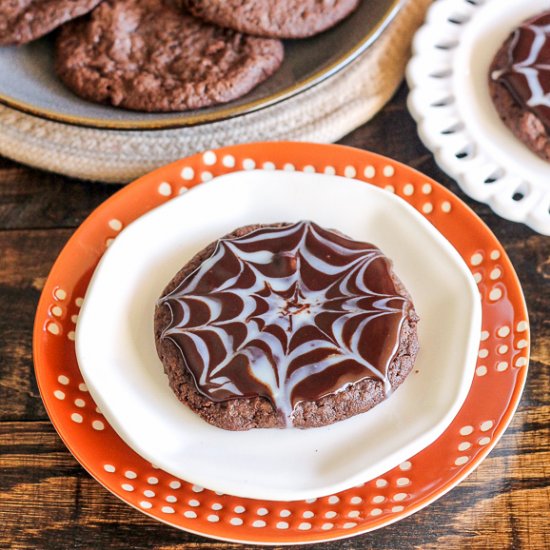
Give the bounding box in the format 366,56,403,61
1,85,548,550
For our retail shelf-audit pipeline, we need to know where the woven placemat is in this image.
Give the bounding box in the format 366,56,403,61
0,0,431,183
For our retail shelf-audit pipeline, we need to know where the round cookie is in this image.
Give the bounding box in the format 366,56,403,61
181,0,361,39
154,222,419,431
0,0,103,46
489,11,550,162
55,0,284,112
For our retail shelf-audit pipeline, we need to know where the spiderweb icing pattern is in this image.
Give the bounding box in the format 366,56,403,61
160,221,409,421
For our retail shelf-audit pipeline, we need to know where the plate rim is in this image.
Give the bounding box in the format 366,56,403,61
33,142,530,544
0,0,402,131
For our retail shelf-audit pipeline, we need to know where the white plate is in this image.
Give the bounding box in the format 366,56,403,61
76,170,481,501
407,0,550,235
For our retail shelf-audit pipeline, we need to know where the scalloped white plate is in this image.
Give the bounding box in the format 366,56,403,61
407,0,550,235
75,169,480,502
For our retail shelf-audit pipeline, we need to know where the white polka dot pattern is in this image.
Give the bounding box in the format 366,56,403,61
222,155,235,168
363,165,375,178
202,151,216,166
158,182,172,196
181,167,194,180
470,253,483,266
480,421,493,432
92,420,105,431
344,166,356,178
253,520,266,528
54,288,67,300
489,288,502,301
108,219,122,231
242,159,255,170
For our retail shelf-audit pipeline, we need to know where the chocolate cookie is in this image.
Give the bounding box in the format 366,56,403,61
154,222,419,431
0,0,103,46
489,11,550,162
181,0,360,39
55,0,284,112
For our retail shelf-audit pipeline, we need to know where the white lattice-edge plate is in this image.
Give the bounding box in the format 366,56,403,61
407,0,550,235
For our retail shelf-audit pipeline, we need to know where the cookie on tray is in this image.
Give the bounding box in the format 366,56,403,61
0,0,103,46
55,0,284,112
489,10,550,162
181,0,360,39
154,221,419,431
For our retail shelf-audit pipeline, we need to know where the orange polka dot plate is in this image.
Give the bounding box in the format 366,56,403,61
34,142,529,544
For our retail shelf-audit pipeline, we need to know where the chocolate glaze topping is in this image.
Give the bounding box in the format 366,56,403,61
159,221,411,422
492,11,550,130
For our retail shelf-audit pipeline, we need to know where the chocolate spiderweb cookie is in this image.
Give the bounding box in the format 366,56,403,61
182,0,360,39
489,11,550,161
0,0,103,46
155,221,419,431
55,0,284,113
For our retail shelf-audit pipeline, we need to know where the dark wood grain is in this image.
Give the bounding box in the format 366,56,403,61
0,84,548,549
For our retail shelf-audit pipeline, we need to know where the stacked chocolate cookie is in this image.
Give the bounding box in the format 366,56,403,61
0,0,361,112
